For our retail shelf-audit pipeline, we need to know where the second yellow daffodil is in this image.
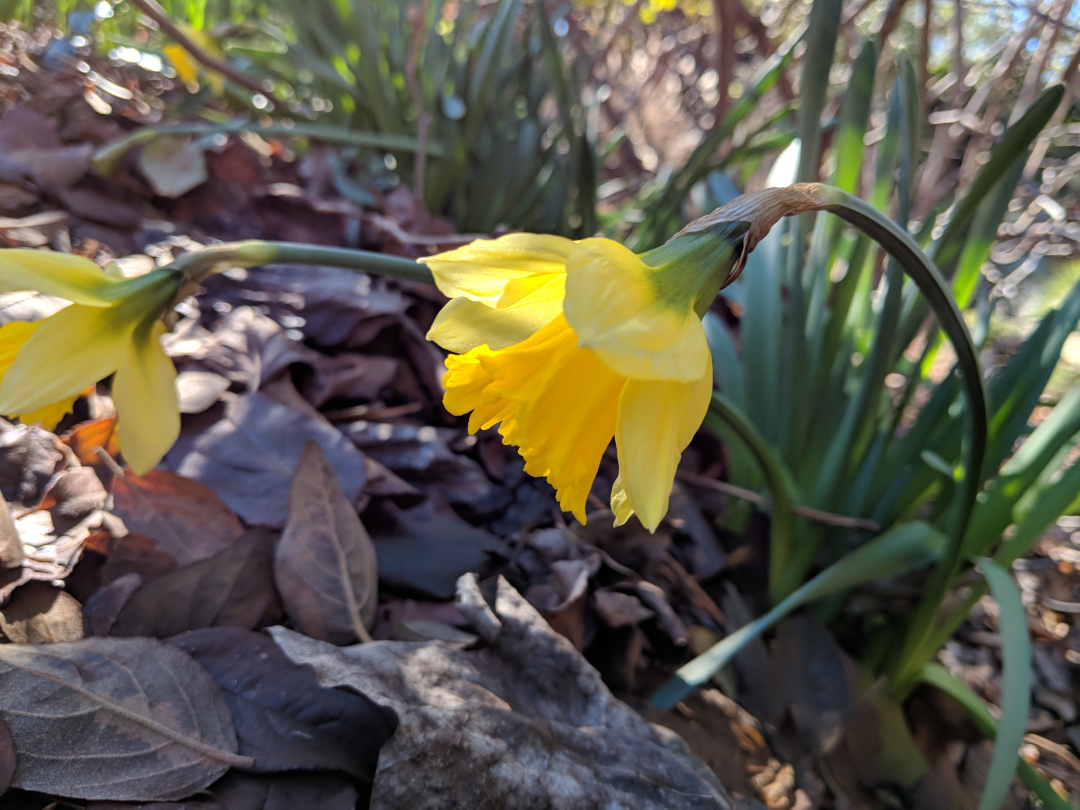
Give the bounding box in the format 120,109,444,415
423,224,745,532
0,250,181,474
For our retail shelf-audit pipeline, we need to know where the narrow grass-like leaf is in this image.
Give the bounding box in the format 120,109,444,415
930,85,1063,275
796,0,840,186
919,665,1072,810
633,22,805,249
965,381,1080,555
976,559,1032,810
651,521,945,710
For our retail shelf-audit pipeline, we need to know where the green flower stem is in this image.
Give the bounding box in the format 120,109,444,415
812,186,989,694
167,240,434,295
705,393,798,604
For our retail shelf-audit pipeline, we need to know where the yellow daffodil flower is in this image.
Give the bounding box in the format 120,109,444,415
0,250,181,474
423,225,745,531
164,24,226,95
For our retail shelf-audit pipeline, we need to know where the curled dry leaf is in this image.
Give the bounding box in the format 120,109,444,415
137,136,208,198
0,420,64,508
164,307,317,393
0,581,84,643
275,442,377,645
0,636,249,801
210,770,359,810
109,469,244,566
168,627,397,782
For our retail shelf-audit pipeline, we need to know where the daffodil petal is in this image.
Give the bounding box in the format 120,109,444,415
0,321,77,428
112,321,178,475
0,250,120,306
0,304,131,415
614,355,713,531
442,314,624,523
427,274,566,352
610,475,633,526
20,396,79,431
420,234,574,308
0,320,39,370
564,238,709,382
164,43,199,86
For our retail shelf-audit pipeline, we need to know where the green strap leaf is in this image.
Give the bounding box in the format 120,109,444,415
650,521,945,711
975,559,1033,810
918,665,1068,810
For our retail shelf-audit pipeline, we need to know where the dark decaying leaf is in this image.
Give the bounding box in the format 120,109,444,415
82,572,143,637
275,442,376,645
168,627,397,782
165,307,318,393
86,798,220,809
345,421,492,506
109,470,244,566
0,493,22,569
38,467,107,520
270,576,735,809
200,264,407,348
209,770,358,810
110,528,279,638
167,392,368,527
0,637,250,801
0,421,64,508
100,533,180,585
300,353,399,407
0,581,84,643
368,495,506,600
0,712,15,794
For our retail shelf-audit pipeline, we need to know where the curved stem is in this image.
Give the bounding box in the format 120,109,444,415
815,188,989,691
705,393,798,604
166,240,434,299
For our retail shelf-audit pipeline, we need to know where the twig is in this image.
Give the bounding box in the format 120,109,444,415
676,470,882,532
404,5,432,203
126,0,285,109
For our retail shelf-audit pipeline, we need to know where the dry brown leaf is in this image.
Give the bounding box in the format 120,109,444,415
0,581,84,643
138,136,208,198
167,391,368,527
0,420,64,508
109,469,244,566
62,416,122,469
110,528,278,638
275,441,377,645
0,494,22,569
0,637,249,801
270,575,735,809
